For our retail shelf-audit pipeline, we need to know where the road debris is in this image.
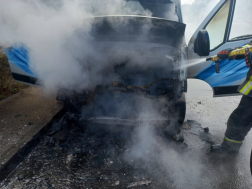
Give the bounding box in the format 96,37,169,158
173,132,184,142
182,121,191,130
66,154,73,164
46,137,56,147
183,120,215,144
204,127,209,133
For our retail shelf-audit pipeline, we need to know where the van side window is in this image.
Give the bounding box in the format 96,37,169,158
205,0,231,50
229,0,252,41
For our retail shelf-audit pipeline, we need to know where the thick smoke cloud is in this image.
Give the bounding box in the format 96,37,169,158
0,0,90,91
0,0,155,91
1,0,219,92
122,96,213,188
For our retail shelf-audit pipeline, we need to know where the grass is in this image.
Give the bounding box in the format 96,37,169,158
0,52,29,101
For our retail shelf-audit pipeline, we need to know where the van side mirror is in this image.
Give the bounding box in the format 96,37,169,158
194,29,210,56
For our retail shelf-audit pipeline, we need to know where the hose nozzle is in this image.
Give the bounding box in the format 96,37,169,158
206,56,220,73
215,61,220,74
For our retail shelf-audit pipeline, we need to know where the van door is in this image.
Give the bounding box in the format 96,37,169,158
187,0,252,97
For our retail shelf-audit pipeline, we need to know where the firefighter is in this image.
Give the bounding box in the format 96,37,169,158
211,41,252,153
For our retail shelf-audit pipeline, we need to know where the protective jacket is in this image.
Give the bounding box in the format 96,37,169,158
237,41,252,97
238,68,252,97
211,41,252,151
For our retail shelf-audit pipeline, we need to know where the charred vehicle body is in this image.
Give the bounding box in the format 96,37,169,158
6,0,252,137
56,0,188,137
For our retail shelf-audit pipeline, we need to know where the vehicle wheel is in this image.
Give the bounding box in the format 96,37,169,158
165,93,186,136
174,92,186,125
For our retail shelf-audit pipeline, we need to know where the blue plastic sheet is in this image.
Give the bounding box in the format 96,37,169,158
6,45,35,76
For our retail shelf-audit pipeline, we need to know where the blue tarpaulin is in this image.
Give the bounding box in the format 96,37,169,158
6,46,35,76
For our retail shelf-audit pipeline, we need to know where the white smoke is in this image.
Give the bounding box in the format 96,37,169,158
1,0,91,91
123,96,212,188
0,0,154,91
181,0,219,43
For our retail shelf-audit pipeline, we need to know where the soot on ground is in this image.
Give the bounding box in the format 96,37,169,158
2,120,187,189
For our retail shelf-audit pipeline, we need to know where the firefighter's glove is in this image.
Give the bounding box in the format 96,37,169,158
245,52,252,68
217,48,233,60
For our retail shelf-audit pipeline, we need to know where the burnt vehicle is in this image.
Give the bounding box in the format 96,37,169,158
56,0,187,137
6,0,252,137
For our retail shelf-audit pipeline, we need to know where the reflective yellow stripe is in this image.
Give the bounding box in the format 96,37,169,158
239,44,252,95
225,137,243,144
243,44,251,48
245,84,252,95
239,75,252,93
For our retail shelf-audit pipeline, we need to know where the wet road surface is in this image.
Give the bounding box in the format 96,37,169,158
1,80,252,189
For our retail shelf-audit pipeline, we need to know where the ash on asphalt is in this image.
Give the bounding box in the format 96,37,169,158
1,115,252,189
1,120,177,188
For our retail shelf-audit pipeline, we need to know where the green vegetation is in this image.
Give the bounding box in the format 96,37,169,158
0,52,28,100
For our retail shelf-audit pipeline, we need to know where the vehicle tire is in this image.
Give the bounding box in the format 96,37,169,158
174,92,186,126
164,93,186,137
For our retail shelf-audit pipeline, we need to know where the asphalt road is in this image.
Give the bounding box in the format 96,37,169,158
1,79,252,189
